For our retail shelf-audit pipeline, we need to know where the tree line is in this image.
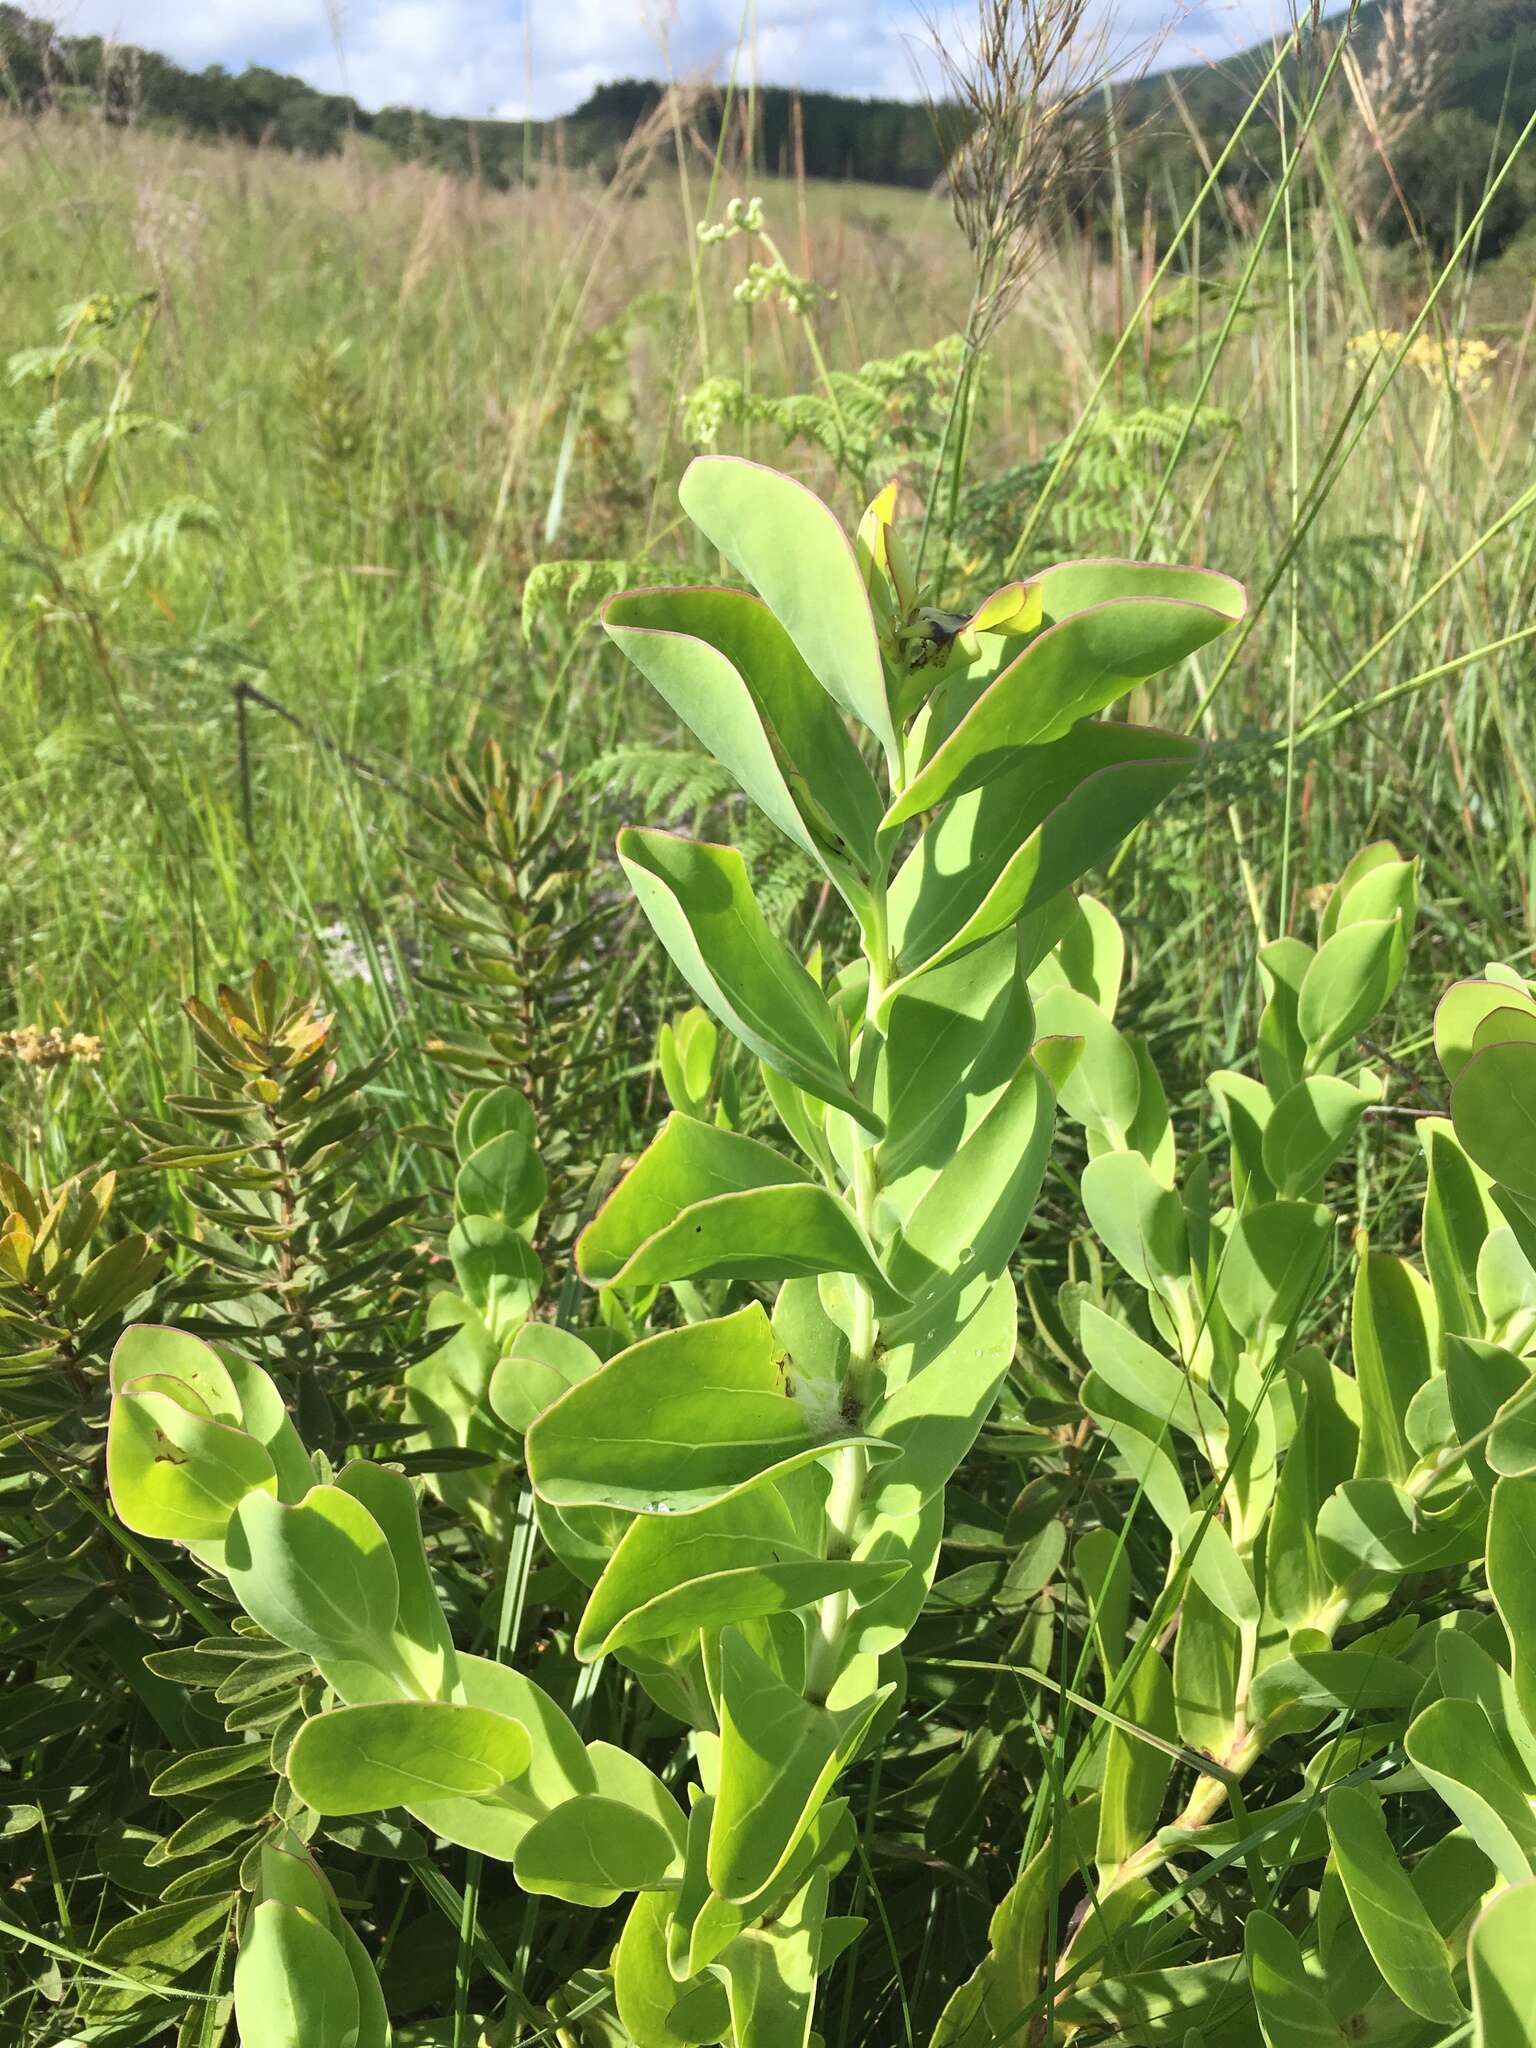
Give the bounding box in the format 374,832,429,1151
1,2,1531,259
0,12,949,189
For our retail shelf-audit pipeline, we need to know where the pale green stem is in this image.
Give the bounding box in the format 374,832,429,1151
807,1441,870,1705
1105,1417,1474,1901
806,885,891,1702
1101,1727,1265,1899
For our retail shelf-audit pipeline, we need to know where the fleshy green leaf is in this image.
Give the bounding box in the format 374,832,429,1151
1262,1075,1379,1198
885,724,1199,1000
1041,889,1125,1015
1351,1250,1437,1483
708,1629,888,1903
1488,1474,1536,1734
1038,984,1143,1146
614,1889,731,2048
1078,1307,1222,1450
488,1322,602,1436
1405,1696,1536,1886
885,564,1241,825
578,1121,900,1308
1245,1908,1345,2048
513,1794,679,1907
455,1128,546,1232
874,932,1028,1191
574,1482,902,1659
1172,1586,1239,1756
234,1901,360,2048
1080,1361,1193,1545
1446,1337,1528,1502
108,1377,276,1544
865,1275,1017,1515
618,829,874,1131
1258,937,1312,1096
462,1083,536,1157
579,1115,808,1281
288,1700,531,1814
110,1322,241,1410
1469,1876,1536,2048
1436,1631,1536,1786
332,1461,459,1699
225,1485,400,1672
678,454,897,767
1436,977,1536,1082
1318,1476,1482,1578
1209,1069,1276,1209
1176,1510,1258,1628
713,1867,830,2048
1248,1648,1421,1734
1453,1039,1536,1199
1325,1785,1465,2023
884,1066,1050,1316
1080,1156,1192,1305
526,1306,845,1514
1264,1354,1359,1633
1216,1201,1331,1357
1297,918,1404,1066
604,583,882,872
1419,1119,1500,1340
1096,1644,1175,1874
447,1217,542,1336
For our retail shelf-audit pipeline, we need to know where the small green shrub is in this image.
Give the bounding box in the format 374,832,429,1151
98,454,1245,2042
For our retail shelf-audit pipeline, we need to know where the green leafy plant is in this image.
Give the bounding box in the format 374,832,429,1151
940,844,1427,2039
401,1079,596,1534
134,966,427,1442
3,290,221,599
935,854,1536,2047
1,970,458,2042
0,1162,177,2031
1258,956,1536,2048
684,335,969,498
99,454,1244,2042
235,1830,389,2048
415,744,629,1245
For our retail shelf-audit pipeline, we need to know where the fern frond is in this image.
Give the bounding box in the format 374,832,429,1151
521,556,682,641
62,410,186,483
78,495,222,585
582,743,741,821
957,401,1237,564
583,745,818,928
681,333,970,481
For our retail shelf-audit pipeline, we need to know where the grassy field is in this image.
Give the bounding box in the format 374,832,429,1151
5,35,1536,2043
3,82,1532,1172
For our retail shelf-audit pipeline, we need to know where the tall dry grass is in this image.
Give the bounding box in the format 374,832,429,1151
1,25,1533,1170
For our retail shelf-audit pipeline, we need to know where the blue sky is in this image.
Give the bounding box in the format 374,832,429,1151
51,0,1289,121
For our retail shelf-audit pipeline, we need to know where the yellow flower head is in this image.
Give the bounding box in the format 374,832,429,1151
1346,328,1499,395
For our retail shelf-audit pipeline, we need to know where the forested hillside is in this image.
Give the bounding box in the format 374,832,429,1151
3,0,1532,226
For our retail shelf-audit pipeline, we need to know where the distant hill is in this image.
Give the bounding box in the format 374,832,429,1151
0,11,948,188
1120,0,1534,132
0,0,1530,200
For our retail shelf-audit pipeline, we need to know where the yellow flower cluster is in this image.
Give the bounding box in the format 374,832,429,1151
1347,328,1500,394
0,1026,103,1069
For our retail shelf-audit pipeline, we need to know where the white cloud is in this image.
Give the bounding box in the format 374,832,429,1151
47,0,324,69
42,0,1287,120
